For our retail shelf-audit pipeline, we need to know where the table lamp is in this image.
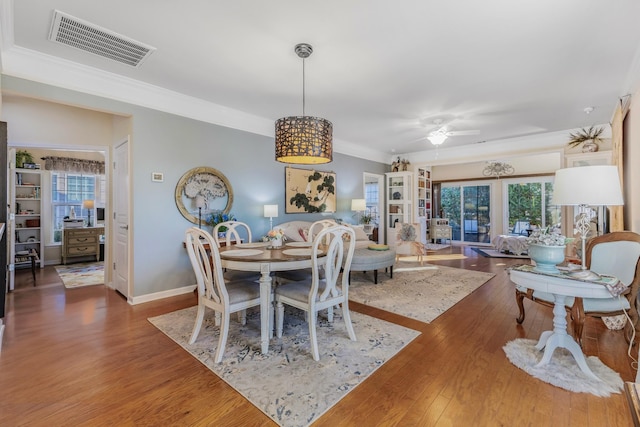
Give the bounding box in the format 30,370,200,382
264,204,278,230
195,195,206,229
82,199,95,226
351,198,366,224
551,165,624,278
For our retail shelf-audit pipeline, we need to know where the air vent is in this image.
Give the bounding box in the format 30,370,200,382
48,10,155,67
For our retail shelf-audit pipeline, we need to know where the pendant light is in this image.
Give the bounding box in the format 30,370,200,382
275,43,333,164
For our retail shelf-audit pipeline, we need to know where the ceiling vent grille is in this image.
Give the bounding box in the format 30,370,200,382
48,10,155,67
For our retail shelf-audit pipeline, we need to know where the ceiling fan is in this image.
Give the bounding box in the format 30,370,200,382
424,119,480,146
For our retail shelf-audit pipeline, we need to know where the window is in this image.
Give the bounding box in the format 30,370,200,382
51,172,105,243
365,182,379,223
504,177,559,235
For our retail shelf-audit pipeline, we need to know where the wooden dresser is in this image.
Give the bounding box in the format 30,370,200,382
62,227,102,265
429,218,452,244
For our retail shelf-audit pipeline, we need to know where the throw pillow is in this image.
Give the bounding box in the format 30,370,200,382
298,228,309,242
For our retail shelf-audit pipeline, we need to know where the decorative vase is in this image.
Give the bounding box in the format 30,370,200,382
528,244,566,274
581,140,599,153
271,236,283,248
217,231,226,239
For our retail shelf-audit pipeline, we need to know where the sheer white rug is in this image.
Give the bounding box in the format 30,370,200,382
349,263,495,323
149,306,419,427
503,338,623,397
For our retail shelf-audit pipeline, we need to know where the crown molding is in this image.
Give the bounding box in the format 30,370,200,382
0,44,390,163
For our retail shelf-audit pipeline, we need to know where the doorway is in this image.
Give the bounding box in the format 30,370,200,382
441,183,491,244
363,173,384,244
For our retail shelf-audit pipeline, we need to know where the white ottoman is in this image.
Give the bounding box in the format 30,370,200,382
349,247,396,284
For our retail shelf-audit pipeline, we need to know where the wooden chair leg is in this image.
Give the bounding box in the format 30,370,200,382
515,290,526,324
570,298,585,347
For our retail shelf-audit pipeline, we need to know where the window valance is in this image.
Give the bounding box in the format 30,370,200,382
41,156,105,174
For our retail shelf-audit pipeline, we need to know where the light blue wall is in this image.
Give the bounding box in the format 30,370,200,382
2,75,387,297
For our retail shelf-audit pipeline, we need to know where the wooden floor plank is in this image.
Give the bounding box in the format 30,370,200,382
1,246,635,426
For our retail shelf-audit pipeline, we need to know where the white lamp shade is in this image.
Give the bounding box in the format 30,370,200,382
351,199,366,211
552,165,624,206
82,199,95,209
264,204,278,218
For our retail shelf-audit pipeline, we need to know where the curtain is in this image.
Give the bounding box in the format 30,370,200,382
610,98,627,231
41,156,105,174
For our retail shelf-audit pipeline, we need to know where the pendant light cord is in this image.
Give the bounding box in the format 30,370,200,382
302,57,306,116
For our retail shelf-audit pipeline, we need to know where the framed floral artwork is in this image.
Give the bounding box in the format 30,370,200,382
285,166,336,213
175,166,233,224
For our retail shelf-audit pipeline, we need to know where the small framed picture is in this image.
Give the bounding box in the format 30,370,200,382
151,172,164,182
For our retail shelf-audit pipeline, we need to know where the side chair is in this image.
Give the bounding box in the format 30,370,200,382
516,231,640,346
213,220,260,282
274,225,357,361
212,220,252,247
184,227,262,363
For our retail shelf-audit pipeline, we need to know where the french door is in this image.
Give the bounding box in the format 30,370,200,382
441,184,491,244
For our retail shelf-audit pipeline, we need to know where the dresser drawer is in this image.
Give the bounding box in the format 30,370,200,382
67,235,98,245
67,245,98,256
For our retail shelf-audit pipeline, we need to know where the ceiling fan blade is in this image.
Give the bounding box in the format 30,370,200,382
446,130,480,136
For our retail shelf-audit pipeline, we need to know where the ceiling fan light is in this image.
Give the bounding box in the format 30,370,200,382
427,133,448,145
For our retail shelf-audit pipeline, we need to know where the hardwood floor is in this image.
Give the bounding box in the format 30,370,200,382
1,247,635,426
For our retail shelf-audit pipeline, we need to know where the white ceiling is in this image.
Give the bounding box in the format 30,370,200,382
2,0,640,163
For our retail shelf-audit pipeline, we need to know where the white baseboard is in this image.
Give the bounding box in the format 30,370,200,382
129,284,196,305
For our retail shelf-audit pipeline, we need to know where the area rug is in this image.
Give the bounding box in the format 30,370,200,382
348,263,495,323
425,243,450,251
148,306,420,427
503,338,623,397
472,247,529,259
55,262,104,288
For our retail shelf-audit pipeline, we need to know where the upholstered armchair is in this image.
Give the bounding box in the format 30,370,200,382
394,223,428,264
515,231,640,346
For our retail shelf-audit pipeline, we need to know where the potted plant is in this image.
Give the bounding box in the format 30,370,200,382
567,126,605,153
526,227,573,273
15,150,34,168
360,212,374,233
206,211,236,236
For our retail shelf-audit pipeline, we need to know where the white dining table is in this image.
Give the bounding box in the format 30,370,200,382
218,243,326,355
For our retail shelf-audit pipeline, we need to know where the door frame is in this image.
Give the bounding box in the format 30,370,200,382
7,142,111,287
363,172,384,244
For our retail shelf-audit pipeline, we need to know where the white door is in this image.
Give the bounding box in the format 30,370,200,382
114,140,129,298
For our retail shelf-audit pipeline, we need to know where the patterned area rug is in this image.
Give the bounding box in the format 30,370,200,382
503,338,623,397
349,263,495,323
148,306,419,427
425,243,450,251
55,262,104,288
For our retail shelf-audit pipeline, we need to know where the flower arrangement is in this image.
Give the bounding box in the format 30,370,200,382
526,227,572,247
206,211,235,232
264,228,285,241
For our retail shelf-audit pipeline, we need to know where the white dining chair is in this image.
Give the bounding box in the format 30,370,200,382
274,224,357,361
184,227,262,363
212,220,260,283
212,220,252,247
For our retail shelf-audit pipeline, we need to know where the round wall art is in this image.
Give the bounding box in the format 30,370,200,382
175,166,233,225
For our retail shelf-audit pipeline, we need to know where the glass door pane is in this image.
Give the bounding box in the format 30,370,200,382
506,179,559,235
441,186,461,240
441,184,490,243
463,185,491,243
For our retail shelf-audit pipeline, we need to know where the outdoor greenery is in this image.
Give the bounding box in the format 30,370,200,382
440,181,559,239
